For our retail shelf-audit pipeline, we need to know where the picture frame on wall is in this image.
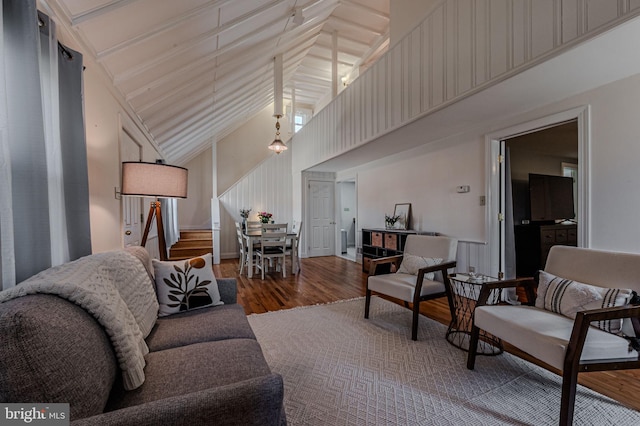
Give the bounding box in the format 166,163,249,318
393,203,411,230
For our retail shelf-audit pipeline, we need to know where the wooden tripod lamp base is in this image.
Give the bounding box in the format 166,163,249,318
141,200,168,261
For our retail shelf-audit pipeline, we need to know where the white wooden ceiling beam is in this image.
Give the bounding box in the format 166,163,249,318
114,11,289,84
306,53,353,67
349,27,389,73
154,77,274,139
318,30,370,49
116,0,338,86
161,92,271,152
96,0,234,59
123,17,326,99
328,15,384,35
339,0,389,20
71,0,139,26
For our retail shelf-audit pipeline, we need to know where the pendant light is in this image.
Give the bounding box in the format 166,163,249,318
268,115,287,154
269,54,288,154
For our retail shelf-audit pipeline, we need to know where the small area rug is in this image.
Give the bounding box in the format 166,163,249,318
248,296,640,425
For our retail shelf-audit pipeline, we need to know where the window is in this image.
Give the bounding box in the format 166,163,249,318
288,107,312,133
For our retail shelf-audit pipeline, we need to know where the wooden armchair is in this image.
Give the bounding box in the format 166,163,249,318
467,245,640,426
364,235,458,340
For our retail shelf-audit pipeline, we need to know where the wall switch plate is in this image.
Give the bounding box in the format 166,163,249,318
479,195,486,206
456,185,470,193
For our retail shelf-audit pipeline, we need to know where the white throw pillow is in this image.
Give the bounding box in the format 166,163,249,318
152,253,223,317
397,254,443,280
536,270,632,334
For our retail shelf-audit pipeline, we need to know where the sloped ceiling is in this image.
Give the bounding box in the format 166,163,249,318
43,0,390,165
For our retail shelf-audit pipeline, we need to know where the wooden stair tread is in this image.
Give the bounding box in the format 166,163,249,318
169,229,213,260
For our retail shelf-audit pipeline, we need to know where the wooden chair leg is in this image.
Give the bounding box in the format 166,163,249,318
560,366,578,426
404,301,410,309
411,302,420,341
282,257,286,278
467,325,480,370
364,289,371,318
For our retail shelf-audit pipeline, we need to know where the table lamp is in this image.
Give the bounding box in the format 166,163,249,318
121,161,188,260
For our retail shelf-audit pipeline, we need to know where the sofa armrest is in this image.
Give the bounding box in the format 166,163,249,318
368,255,404,276
72,374,284,426
217,278,238,305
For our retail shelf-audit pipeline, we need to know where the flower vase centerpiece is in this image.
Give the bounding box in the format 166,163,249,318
384,214,400,229
239,208,251,229
258,211,273,224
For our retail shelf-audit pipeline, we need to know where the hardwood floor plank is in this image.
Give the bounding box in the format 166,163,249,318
213,256,640,413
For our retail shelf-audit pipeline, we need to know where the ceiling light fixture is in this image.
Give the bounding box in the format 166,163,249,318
268,115,287,154
269,54,287,154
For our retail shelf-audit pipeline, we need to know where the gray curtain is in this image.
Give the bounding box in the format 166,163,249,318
0,0,90,289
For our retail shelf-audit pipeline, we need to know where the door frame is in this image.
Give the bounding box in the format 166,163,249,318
335,176,358,260
119,116,144,247
304,176,337,257
485,106,590,277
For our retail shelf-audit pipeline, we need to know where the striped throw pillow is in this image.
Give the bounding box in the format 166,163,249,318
536,270,632,334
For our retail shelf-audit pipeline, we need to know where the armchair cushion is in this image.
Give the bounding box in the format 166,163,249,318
368,273,445,303
474,305,637,371
397,254,442,279
536,270,633,334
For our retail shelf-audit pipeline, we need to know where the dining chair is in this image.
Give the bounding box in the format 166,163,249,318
261,223,288,232
285,222,303,274
254,230,288,279
245,221,263,232
235,222,250,275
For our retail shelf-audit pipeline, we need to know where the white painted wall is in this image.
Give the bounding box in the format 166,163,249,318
356,137,486,242
179,146,213,229
217,103,291,195
389,0,441,46
352,73,640,258
81,56,162,253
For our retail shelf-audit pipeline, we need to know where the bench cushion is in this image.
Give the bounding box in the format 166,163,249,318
368,273,445,302
475,305,637,370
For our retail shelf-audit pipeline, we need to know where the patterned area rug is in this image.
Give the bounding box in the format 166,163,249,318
248,296,640,426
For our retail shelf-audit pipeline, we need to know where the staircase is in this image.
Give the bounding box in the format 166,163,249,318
169,230,213,260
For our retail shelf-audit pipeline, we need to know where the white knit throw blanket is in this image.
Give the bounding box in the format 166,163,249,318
0,250,159,390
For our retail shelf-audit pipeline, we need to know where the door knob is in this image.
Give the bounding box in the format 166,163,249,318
125,230,132,235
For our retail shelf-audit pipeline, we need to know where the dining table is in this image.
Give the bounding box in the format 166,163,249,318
243,228,299,278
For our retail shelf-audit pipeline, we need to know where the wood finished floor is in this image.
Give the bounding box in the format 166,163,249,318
213,255,640,413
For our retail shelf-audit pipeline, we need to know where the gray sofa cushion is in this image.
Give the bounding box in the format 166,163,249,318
0,294,117,419
146,304,256,352
107,338,273,411
73,374,285,426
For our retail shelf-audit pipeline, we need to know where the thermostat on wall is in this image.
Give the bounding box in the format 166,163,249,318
456,185,470,193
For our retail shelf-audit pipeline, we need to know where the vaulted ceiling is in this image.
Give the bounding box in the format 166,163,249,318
44,0,390,165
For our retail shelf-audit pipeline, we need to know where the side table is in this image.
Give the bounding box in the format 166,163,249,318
446,273,505,355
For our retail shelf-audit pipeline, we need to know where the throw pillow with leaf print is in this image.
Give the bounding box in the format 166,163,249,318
152,253,223,317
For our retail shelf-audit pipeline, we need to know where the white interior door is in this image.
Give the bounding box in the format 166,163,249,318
308,180,335,257
121,129,142,247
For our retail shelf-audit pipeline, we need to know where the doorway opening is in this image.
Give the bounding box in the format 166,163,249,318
487,106,589,279
505,120,579,278
336,179,357,262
